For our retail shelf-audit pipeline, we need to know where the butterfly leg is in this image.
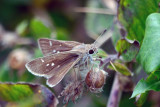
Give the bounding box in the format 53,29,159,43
86,56,93,71
73,64,84,81
81,55,90,70
72,66,78,81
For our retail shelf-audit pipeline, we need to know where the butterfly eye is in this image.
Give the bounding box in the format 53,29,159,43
89,49,94,54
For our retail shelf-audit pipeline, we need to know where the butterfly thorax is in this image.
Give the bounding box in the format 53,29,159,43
72,44,97,72
72,44,97,55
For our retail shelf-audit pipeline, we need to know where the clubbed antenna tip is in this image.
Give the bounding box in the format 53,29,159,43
100,29,107,36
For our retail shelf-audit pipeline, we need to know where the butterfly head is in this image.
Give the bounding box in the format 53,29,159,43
87,44,98,55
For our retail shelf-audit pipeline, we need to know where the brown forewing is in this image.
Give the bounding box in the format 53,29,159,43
25,51,81,79
46,56,80,87
38,38,82,56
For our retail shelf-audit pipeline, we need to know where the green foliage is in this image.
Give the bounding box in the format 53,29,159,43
34,48,43,58
131,78,160,98
131,70,160,98
16,20,28,36
135,93,148,107
0,62,35,82
119,95,137,107
49,12,72,40
116,39,139,62
132,25,160,104
137,13,160,73
116,39,131,54
122,44,139,62
0,83,58,107
0,84,33,101
118,0,160,43
118,2,160,106
91,94,106,107
0,62,10,82
30,18,51,39
108,61,132,76
56,28,70,40
96,49,108,58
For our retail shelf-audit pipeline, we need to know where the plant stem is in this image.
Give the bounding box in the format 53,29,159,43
107,73,122,107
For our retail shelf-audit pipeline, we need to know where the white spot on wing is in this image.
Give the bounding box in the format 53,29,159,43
41,59,44,62
59,44,62,46
53,50,56,53
57,65,60,68
46,64,50,66
49,41,52,46
51,63,55,66
57,51,60,53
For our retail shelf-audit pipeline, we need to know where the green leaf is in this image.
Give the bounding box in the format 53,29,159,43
116,39,139,62
131,78,160,98
96,49,108,58
135,93,148,107
137,13,160,73
56,28,70,40
131,70,160,98
0,83,59,107
0,84,33,101
116,39,131,54
108,61,133,76
118,0,160,43
16,20,28,36
132,13,160,102
121,41,139,62
34,48,43,58
30,18,51,39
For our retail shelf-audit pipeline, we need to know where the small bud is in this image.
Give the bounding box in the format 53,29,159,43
85,68,107,93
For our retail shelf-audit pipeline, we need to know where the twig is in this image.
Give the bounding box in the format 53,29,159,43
97,54,118,67
107,73,122,107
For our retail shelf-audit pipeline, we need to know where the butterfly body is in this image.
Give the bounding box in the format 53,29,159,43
72,43,96,63
26,38,97,87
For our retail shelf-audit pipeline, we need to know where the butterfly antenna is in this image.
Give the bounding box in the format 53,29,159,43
94,29,107,46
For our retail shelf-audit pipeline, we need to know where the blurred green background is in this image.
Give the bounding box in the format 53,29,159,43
0,0,158,107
